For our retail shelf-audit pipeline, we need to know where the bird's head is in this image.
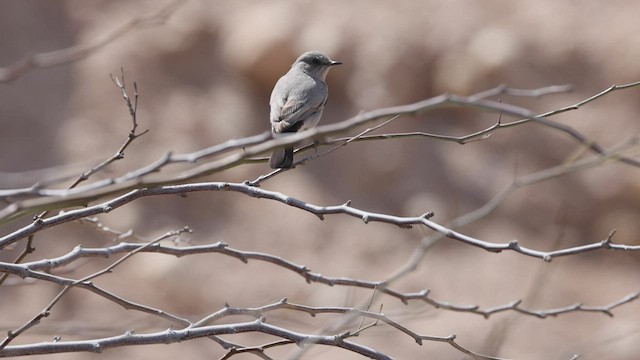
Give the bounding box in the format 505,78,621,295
293,51,341,80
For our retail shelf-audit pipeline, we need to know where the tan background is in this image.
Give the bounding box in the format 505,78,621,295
1,0,640,359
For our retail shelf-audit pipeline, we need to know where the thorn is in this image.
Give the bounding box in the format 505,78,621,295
422,211,435,219
604,229,617,246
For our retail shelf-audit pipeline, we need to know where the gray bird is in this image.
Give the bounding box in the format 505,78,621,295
268,51,341,169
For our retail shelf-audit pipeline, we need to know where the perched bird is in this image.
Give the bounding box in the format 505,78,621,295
268,51,341,169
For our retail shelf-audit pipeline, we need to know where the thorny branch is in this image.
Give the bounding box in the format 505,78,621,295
1,140,639,259
0,293,503,359
2,82,640,225
0,84,572,200
15,240,639,319
0,318,390,359
1,230,636,358
1,79,639,359
193,299,505,360
0,228,192,351
376,136,640,299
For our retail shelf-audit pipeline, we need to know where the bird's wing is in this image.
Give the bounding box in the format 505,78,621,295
275,99,322,133
271,92,325,133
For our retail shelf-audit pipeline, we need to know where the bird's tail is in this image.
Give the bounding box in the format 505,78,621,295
269,146,294,169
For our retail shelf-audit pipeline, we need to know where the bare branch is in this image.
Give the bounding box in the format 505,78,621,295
0,228,191,350
0,319,392,359
193,299,505,360
2,82,639,225
0,70,149,287
0,83,575,200
0,78,637,358
2,137,638,259
0,297,506,359
17,240,639,319
249,115,402,185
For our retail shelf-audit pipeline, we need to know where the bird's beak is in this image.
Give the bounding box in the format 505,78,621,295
330,60,342,66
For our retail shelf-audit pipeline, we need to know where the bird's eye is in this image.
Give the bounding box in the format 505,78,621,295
311,58,320,65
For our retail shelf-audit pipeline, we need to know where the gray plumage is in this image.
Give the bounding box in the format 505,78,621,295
269,51,341,169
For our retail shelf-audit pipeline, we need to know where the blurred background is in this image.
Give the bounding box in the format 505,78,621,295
1,0,640,359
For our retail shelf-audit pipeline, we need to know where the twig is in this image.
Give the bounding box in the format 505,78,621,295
467,83,573,101
219,340,289,360
64,69,149,190
78,217,138,241
248,115,401,186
